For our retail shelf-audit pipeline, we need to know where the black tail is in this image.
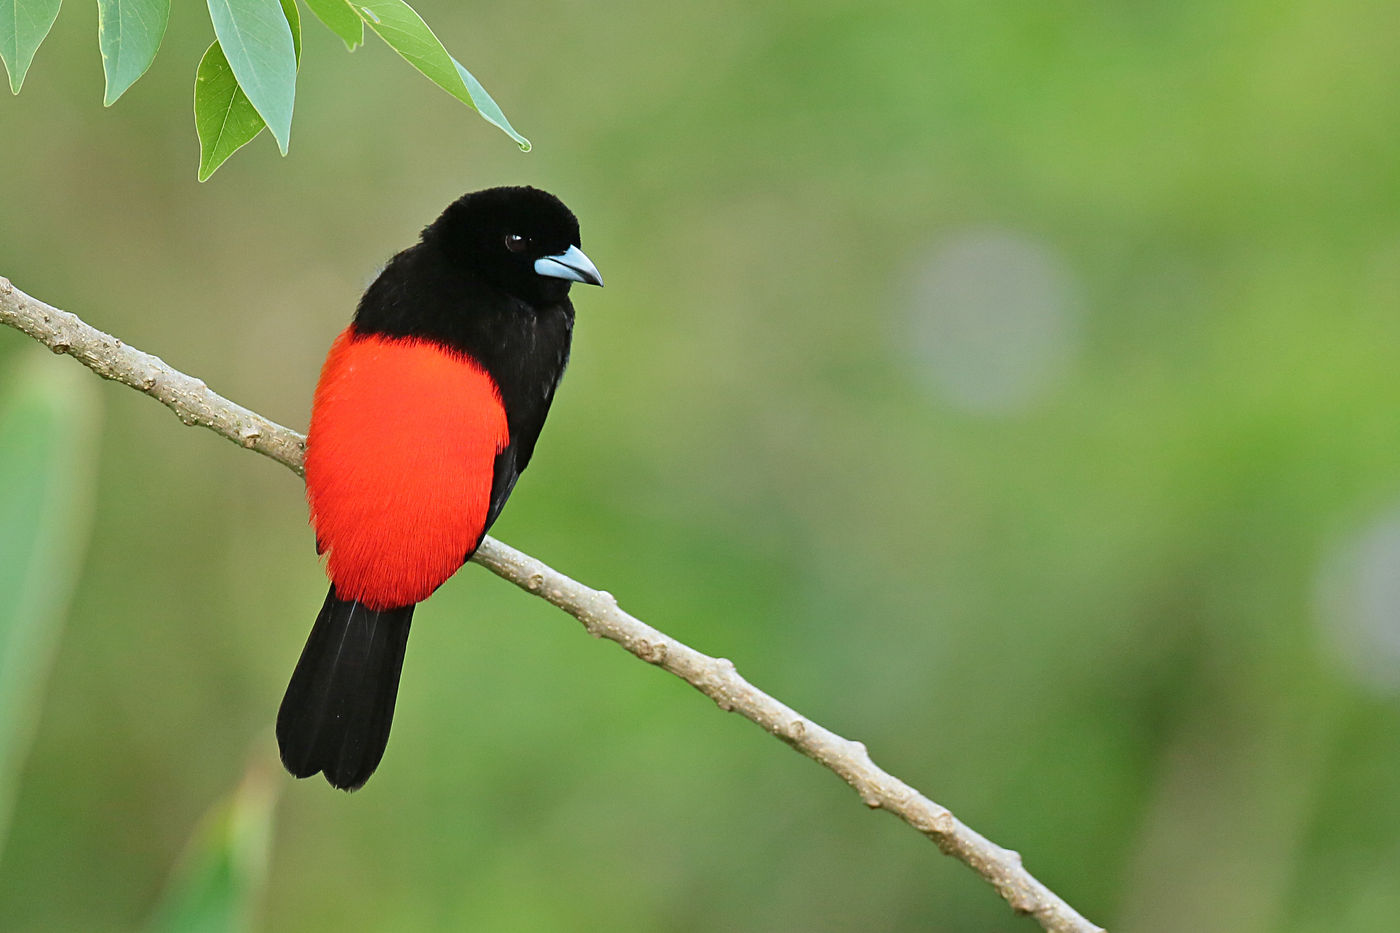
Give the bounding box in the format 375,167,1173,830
276,586,414,791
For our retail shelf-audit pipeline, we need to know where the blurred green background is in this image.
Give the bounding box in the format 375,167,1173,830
3,1,1400,930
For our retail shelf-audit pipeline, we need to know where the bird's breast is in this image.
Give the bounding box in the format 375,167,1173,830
304,328,510,609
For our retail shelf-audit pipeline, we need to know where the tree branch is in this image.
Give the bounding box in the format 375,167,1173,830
0,275,1104,933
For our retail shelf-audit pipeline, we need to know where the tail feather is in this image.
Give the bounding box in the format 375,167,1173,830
277,586,413,791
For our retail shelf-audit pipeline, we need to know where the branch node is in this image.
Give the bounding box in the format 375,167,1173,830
525,571,545,593
636,639,667,665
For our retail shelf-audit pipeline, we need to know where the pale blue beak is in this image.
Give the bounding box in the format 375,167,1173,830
534,244,603,287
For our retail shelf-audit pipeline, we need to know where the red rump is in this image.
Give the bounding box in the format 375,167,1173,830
304,328,509,609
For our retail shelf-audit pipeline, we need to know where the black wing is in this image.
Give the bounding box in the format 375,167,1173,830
469,300,573,555
484,439,521,535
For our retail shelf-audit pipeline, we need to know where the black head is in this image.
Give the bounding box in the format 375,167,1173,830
423,186,602,307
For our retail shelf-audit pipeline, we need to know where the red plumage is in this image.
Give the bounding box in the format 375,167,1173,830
304,328,509,610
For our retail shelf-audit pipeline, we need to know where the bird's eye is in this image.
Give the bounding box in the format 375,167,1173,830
504,233,529,253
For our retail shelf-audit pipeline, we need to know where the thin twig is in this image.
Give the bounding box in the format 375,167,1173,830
0,275,1105,933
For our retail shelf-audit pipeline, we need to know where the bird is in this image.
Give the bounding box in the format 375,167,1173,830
276,186,602,791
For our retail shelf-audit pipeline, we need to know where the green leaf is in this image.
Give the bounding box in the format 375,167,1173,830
303,0,361,51
451,55,529,152
194,41,266,181
0,0,64,93
205,0,297,154
97,0,171,105
145,766,278,933
194,1,297,181
279,0,300,63
0,354,99,853
355,0,529,151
